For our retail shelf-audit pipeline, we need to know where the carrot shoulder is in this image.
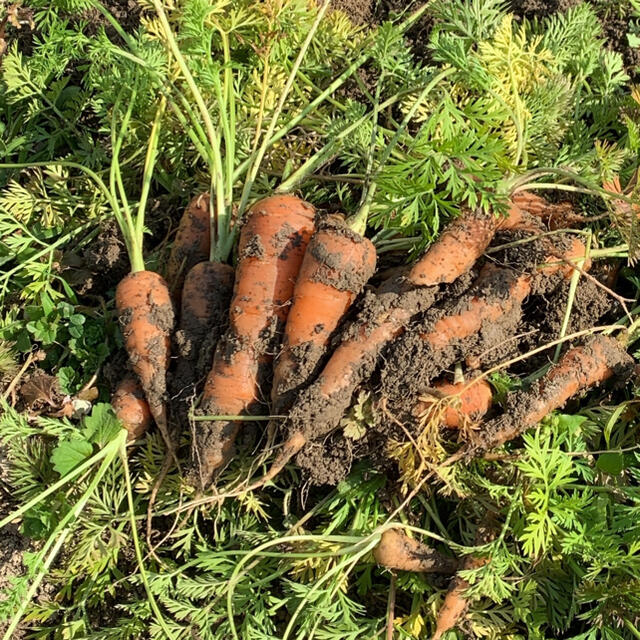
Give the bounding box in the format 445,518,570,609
374,529,458,574
194,195,315,486
271,214,376,412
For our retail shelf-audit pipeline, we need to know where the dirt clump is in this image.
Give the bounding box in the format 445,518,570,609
81,220,129,295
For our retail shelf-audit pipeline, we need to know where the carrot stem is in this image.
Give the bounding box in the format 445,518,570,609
236,0,330,221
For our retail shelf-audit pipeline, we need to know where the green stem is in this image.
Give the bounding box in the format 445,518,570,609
2,431,126,640
236,0,331,220
150,0,227,260
120,440,176,638
133,96,166,271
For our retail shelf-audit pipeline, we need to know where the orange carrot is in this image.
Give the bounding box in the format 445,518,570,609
374,529,458,574
115,271,175,449
407,204,539,287
171,260,235,429
271,214,376,412
510,190,585,230
112,377,152,441
432,553,489,640
194,195,315,486
166,194,211,301
414,378,493,428
466,334,633,456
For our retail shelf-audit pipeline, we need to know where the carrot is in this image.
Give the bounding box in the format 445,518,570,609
166,193,211,301
414,377,493,428
465,334,634,457
170,260,235,430
194,194,315,486
431,553,489,640
115,270,175,450
374,529,458,574
271,214,377,412
510,190,585,230
407,205,536,287
112,376,152,441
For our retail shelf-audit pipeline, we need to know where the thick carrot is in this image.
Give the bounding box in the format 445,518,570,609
271,214,377,412
170,260,235,430
414,378,493,428
194,195,315,486
115,271,175,448
374,529,458,574
431,554,488,640
112,377,152,441
466,334,634,456
166,193,211,300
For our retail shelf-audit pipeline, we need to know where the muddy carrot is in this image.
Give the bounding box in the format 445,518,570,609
170,260,234,430
166,193,212,301
271,214,377,412
414,377,493,428
115,270,175,449
194,194,315,487
465,334,634,456
112,376,152,441
374,529,459,574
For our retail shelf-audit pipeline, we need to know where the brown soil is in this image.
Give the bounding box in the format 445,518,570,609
80,220,129,295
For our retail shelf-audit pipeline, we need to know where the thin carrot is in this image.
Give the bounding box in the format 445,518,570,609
414,377,493,428
194,194,315,487
115,270,175,450
166,193,212,301
465,334,634,456
374,529,459,574
431,553,489,640
510,190,585,229
271,214,376,412
112,376,152,441
170,260,234,430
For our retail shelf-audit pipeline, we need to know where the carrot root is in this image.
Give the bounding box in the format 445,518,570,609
112,377,152,441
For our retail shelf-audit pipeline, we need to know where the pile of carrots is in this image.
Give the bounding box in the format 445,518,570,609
111,189,635,638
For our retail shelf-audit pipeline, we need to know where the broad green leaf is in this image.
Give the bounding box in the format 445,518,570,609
50,439,93,477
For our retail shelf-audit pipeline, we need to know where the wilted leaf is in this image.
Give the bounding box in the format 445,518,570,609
20,370,60,407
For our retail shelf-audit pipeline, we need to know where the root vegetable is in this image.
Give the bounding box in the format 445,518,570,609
407,204,540,288
374,529,459,573
194,195,315,486
414,378,493,428
170,260,234,431
271,214,377,413
465,334,634,457
112,377,152,441
115,271,175,449
432,554,489,640
166,194,212,301
510,190,585,229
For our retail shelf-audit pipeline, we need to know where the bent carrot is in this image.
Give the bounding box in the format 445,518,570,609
112,377,152,441
166,193,211,301
374,529,458,574
194,195,315,486
414,378,493,428
271,214,377,412
466,334,633,456
171,260,234,430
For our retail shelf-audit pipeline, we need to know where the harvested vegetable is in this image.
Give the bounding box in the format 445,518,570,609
112,376,152,441
194,195,315,486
